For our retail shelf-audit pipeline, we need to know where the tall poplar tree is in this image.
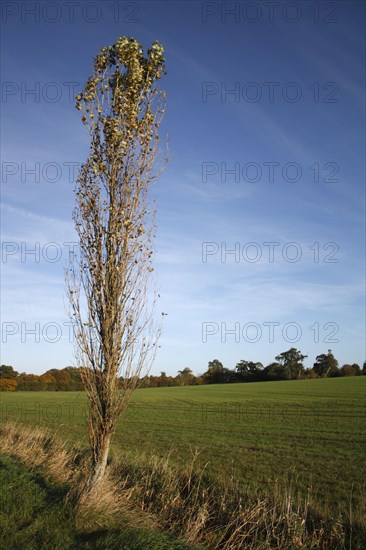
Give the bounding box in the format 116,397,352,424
67,36,167,490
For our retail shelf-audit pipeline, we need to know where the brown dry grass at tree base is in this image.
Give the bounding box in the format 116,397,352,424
1,421,362,549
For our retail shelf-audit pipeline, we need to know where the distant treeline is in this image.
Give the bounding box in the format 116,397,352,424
0,348,365,391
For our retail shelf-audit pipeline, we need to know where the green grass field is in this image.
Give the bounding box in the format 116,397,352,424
1,377,365,523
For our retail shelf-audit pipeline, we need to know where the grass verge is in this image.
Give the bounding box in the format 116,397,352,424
0,421,365,549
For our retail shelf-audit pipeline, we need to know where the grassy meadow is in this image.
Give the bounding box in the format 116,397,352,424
1,376,365,526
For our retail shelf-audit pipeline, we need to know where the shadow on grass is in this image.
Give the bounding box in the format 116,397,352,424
305,508,366,550
0,455,200,550
77,529,199,549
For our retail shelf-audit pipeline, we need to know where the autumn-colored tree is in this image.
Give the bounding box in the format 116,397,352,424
0,378,17,391
39,373,56,390
66,35,167,491
44,369,72,390
156,372,176,387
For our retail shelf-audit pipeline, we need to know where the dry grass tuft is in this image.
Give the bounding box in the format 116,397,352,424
0,421,76,484
70,460,156,532
0,422,155,532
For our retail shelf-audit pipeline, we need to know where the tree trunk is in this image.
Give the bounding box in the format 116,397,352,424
87,432,111,489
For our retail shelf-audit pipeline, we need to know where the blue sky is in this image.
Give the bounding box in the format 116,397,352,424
1,0,365,375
